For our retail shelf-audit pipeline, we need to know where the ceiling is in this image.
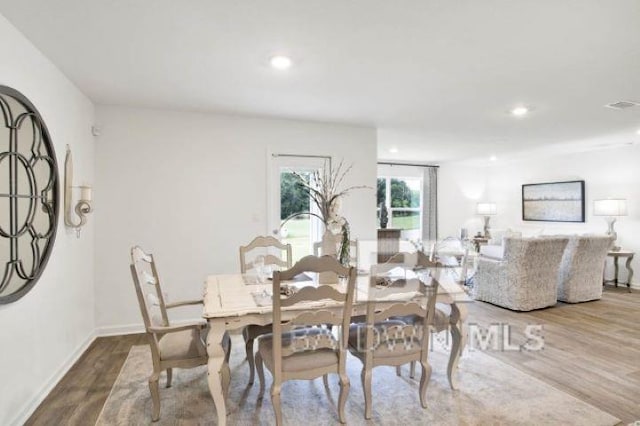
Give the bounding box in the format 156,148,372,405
1,0,639,163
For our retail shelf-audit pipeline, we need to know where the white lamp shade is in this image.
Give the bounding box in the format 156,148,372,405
593,199,627,216
476,202,497,215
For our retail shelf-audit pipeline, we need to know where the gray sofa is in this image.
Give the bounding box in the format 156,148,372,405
474,237,569,311
557,235,612,303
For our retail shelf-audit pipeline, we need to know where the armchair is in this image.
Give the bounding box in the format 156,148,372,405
474,237,569,311
130,246,230,422
557,235,612,303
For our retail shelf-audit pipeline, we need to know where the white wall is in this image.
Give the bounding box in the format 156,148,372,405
0,13,96,426
439,145,640,286
94,106,377,331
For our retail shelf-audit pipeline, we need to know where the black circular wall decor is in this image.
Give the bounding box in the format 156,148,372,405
0,85,59,304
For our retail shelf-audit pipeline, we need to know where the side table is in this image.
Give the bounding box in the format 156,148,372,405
377,228,401,263
604,250,634,292
472,236,489,252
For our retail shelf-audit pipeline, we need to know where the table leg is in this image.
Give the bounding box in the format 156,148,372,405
614,257,620,287
207,319,230,426
626,255,634,292
447,303,468,390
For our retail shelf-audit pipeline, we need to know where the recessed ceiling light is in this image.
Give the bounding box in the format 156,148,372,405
389,147,399,153
510,106,529,117
489,155,497,161
636,128,640,135
270,55,292,70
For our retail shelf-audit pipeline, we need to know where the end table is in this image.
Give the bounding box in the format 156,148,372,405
472,236,489,252
604,250,634,292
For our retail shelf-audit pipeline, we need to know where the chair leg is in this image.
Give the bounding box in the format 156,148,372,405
338,373,350,424
245,336,256,385
395,365,402,377
225,332,232,365
222,363,231,399
149,372,161,422
323,374,329,389
271,383,283,426
165,368,173,388
419,361,433,409
410,361,416,379
255,352,266,399
361,369,372,420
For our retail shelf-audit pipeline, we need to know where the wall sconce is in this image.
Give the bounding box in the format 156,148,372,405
593,198,627,251
64,145,93,238
476,202,497,238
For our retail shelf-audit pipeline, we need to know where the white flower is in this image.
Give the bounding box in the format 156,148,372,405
327,215,347,235
328,197,342,221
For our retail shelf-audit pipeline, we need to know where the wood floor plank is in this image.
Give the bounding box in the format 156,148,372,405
467,287,640,424
24,288,640,425
24,334,147,426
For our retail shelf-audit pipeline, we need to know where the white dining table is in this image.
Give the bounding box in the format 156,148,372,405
202,271,470,426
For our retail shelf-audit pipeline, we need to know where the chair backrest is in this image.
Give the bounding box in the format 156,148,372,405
271,255,356,362
358,263,440,361
558,235,612,298
384,251,443,277
313,239,359,267
502,237,569,281
130,246,170,360
239,235,292,273
130,246,170,331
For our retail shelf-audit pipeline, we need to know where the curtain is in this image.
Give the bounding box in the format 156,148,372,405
422,166,438,242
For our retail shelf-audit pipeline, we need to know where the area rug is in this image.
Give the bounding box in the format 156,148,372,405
96,335,619,425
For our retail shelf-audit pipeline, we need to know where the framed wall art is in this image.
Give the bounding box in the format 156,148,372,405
522,180,585,222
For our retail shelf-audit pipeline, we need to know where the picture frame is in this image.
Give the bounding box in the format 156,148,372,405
522,180,585,222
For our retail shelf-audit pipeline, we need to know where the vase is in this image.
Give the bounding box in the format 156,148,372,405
319,229,339,284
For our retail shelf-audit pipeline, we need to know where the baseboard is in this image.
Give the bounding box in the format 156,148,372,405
96,323,145,337
604,281,640,290
9,329,97,426
96,318,204,337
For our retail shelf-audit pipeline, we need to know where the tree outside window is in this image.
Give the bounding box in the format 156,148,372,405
377,176,422,238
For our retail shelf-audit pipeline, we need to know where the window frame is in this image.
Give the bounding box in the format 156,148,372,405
377,175,423,235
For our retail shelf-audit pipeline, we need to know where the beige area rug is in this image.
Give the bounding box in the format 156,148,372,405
96,335,619,425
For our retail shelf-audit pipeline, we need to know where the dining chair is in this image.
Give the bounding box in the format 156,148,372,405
130,246,230,422
375,251,449,378
313,238,359,267
239,235,292,385
348,264,440,419
254,255,357,425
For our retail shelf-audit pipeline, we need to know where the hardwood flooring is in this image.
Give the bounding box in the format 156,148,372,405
466,286,640,424
24,333,147,426
25,287,639,425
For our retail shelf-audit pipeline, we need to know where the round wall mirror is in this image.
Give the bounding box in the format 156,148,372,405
0,86,59,304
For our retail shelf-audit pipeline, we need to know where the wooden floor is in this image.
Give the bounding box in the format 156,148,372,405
25,333,148,426
467,286,640,425
26,286,640,425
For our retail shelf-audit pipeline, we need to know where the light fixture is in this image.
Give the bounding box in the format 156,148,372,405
593,199,627,251
510,106,529,117
476,202,497,238
489,155,497,162
389,146,399,153
636,128,640,135
64,145,93,238
270,55,292,70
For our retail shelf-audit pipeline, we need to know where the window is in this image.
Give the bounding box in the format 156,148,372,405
377,176,422,239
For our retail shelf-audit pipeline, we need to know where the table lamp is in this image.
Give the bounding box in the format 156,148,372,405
476,202,497,238
593,199,627,251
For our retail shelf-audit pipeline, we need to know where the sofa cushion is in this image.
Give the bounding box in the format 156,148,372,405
480,244,505,260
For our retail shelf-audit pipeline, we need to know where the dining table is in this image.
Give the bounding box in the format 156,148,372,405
202,269,470,426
